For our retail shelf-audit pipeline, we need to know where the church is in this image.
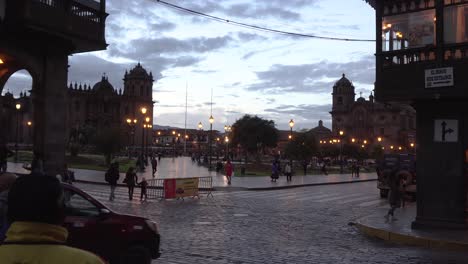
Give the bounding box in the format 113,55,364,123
329,74,416,151
1,63,154,149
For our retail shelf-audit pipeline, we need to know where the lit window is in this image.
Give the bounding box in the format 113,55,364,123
444,4,468,44
382,9,435,51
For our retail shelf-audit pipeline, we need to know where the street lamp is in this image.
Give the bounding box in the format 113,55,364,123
14,103,21,162
289,119,294,140
209,115,214,169
198,122,203,154
339,130,344,173
145,117,151,155
224,125,231,160
139,107,147,159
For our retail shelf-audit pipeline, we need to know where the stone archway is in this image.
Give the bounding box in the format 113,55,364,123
0,42,69,176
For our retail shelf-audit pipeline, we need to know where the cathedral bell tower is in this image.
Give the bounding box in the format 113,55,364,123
330,74,355,132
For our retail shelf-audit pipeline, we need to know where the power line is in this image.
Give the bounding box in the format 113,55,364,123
151,0,375,42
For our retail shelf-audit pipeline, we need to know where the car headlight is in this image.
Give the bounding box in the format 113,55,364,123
145,220,159,234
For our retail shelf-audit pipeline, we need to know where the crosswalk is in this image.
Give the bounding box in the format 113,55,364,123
213,189,390,208
75,183,392,209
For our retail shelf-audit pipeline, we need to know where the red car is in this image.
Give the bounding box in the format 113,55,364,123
62,183,161,264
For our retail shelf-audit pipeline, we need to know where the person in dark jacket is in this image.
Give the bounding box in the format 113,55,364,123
124,167,138,200
385,169,402,222
139,177,148,201
105,162,120,201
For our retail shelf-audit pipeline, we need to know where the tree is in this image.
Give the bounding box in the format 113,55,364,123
92,127,121,165
231,115,279,161
284,132,318,161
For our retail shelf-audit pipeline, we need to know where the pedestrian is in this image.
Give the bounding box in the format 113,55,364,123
123,167,138,200
225,159,233,185
351,163,356,178
0,174,105,263
302,160,308,175
60,164,74,184
271,161,279,182
158,152,162,161
284,161,292,182
136,155,145,172
321,162,328,175
139,177,148,201
0,172,17,242
0,145,13,173
105,162,120,201
355,163,360,178
385,170,402,222
31,151,44,175
151,156,158,176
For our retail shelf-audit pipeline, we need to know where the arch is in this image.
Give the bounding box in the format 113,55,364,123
1,69,33,97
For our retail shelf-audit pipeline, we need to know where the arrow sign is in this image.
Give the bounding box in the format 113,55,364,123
435,120,458,142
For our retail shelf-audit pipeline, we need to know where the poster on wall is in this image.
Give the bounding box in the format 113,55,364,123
163,178,199,199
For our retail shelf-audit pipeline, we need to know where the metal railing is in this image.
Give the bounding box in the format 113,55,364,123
146,176,213,200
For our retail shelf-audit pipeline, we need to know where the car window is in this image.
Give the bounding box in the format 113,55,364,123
64,189,100,217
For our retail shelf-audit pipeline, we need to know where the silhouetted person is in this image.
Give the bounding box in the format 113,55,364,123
124,167,138,200
0,145,13,173
105,162,120,201
0,174,105,263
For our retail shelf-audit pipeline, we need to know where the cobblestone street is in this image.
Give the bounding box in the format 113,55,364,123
76,182,467,263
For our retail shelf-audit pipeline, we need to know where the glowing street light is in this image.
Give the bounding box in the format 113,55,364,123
209,115,214,169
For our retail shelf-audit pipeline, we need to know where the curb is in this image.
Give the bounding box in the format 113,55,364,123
352,222,468,251
74,178,377,191
245,178,377,191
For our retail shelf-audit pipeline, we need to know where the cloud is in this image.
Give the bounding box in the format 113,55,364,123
225,3,300,20
264,104,333,129
247,55,375,94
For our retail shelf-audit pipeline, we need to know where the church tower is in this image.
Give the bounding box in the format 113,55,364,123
330,74,355,132
122,63,155,148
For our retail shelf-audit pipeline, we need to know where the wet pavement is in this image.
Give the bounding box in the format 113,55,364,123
7,157,378,190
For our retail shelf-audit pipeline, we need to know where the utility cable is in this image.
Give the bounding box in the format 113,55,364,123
151,0,376,42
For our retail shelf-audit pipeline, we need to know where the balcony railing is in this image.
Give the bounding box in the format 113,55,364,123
4,0,107,52
380,43,468,68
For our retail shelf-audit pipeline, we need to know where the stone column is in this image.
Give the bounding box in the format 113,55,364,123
32,52,68,177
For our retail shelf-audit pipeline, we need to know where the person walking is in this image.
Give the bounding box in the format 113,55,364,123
271,161,279,182
284,162,292,182
151,156,158,177
385,170,402,222
105,162,120,201
321,162,328,175
139,177,148,201
355,163,360,178
0,145,13,173
123,167,138,200
0,174,105,264
225,159,233,185
351,163,356,178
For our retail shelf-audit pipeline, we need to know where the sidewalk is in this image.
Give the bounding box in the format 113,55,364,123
6,157,377,190
351,205,468,251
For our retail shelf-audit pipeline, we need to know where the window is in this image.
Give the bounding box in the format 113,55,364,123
382,9,435,51
444,4,468,43
64,190,100,217
140,86,143,96
380,128,385,135
379,115,386,121
75,101,80,112
337,97,343,105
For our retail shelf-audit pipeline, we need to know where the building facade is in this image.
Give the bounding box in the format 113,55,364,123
1,63,154,151
329,74,416,151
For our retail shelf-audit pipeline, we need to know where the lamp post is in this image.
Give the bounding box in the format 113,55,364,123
14,103,21,162
145,116,151,155
198,122,203,154
224,125,231,160
26,121,32,144
339,130,344,173
209,115,214,169
139,107,147,162
289,119,295,166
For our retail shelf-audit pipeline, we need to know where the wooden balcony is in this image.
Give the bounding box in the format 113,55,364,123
376,43,468,101
2,0,107,53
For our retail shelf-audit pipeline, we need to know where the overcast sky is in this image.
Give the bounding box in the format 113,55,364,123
2,0,376,131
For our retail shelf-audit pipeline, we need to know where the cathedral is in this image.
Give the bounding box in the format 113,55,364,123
1,63,154,149
329,74,416,150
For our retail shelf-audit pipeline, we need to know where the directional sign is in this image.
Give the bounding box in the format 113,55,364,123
425,67,454,88
434,119,458,142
